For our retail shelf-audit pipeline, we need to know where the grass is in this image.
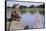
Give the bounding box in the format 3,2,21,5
20,8,44,15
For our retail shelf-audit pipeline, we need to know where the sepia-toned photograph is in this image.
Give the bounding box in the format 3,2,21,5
6,0,45,31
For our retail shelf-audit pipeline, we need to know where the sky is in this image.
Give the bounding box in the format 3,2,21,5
7,1,44,7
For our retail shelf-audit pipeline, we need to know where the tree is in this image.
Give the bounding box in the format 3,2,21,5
13,4,16,8
37,4,45,8
29,5,34,8
19,5,27,9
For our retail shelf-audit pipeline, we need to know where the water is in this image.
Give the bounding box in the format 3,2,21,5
20,12,44,28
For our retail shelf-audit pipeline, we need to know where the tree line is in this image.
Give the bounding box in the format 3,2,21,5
7,3,45,8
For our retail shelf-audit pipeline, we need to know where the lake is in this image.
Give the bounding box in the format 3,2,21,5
20,12,45,28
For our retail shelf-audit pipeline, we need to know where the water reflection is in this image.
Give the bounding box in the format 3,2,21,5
20,12,44,28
